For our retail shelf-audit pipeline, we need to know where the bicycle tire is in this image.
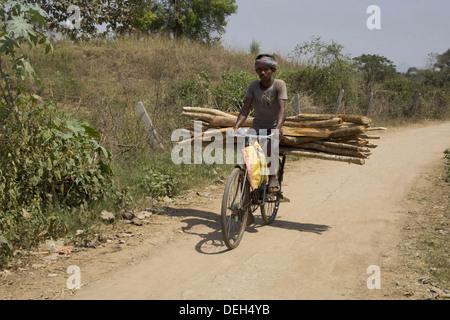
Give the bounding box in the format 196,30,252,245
221,167,250,249
260,192,280,225
261,157,284,225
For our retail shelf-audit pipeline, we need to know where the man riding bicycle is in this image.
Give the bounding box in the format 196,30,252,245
232,54,288,225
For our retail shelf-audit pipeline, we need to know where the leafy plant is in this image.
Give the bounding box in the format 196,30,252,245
140,171,178,198
211,70,256,112
0,0,53,116
0,96,118,265
0,0,123,266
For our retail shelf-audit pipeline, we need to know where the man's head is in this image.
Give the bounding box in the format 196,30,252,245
255,54,277,69
255,54,277,82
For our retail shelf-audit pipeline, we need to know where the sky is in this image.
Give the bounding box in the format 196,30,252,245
221,0,450,72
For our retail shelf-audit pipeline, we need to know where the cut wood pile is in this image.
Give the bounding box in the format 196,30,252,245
179,107,385,165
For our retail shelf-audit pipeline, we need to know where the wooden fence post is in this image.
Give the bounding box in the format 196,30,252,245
364,92,373,116
135,102,165,150
294,93,300,115
334,89,344,114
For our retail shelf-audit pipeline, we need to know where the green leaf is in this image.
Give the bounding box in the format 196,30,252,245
81,124,101,139
65,119,84,136
6,14,36,41
0,235,8,244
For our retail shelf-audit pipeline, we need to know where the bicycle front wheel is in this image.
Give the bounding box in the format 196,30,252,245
221,167,250,250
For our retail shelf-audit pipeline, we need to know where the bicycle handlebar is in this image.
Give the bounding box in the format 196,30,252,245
226,129,276,139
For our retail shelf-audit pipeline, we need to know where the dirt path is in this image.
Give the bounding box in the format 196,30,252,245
2,121,449,300
62,121,448,300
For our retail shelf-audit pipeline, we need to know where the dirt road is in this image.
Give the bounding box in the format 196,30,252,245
69,121,450,300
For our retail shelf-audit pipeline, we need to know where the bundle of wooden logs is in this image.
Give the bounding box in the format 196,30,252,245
179,107,384,165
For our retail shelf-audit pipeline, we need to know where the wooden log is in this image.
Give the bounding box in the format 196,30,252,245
282,127,332,138
295,114,372,125
182,106,234,118
366,127,387,131
283,117,343,128
315,141,370,153
209,115,254,127
286,115,334,121
281,135,324,147
175,127,230,146
328,125,366,139
182,112,215,122
299,142,368,158
359,134,380,139
281,124,365,139
330,137,368,146
184,120,211,131
279,147,365,165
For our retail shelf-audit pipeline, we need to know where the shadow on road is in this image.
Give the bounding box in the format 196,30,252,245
164,207,330,255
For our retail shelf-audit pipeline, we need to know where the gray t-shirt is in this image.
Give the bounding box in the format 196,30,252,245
245,79,288,129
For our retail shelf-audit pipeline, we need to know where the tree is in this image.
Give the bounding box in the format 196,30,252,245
1,0,53,115
354,54,396,92
149,0,237,42
290,37,358,106
434,49,450,71
26,0,157,40
423,49,450,88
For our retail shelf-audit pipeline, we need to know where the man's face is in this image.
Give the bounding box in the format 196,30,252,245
255,66,275,81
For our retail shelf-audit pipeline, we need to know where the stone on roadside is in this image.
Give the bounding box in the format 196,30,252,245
131,217,144,226
100,210,115,223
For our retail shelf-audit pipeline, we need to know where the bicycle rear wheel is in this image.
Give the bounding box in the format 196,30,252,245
260,191,280,225
221,167,250,250
261,157,284,225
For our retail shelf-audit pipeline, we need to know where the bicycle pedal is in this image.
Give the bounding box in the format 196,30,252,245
279,196,290,203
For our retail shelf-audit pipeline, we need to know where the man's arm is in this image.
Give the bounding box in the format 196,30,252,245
275,99,286,132
233,97,253,131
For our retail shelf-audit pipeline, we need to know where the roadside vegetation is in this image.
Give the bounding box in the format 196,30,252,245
1,0,449,266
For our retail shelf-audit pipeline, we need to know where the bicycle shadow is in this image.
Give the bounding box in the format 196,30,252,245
164,207,330,255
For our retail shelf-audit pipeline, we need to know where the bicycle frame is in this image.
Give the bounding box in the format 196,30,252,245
228,130,284,209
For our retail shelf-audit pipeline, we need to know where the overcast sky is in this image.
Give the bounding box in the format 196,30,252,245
221,0,450,72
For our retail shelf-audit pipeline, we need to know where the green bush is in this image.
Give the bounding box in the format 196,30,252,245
140,171,178,198
211,70,256,112
0,95,118,265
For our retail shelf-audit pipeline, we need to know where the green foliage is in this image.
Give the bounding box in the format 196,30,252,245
29,0,238,42
289,36,359,108
354,54,397,92
27,0,155,40
149,0,238,42
0,0,124,266
0,96,118,265
169,71,211,107
248,40,261,56
211,70,256,112
167,69,255,112
140,171,178,198
1,0,53,113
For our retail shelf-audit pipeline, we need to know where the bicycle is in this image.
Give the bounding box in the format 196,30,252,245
220,129,287,250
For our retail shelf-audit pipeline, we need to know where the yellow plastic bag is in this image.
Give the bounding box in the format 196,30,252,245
242,140,269,190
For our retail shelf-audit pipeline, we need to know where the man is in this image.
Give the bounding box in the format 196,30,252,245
233,54,288,193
